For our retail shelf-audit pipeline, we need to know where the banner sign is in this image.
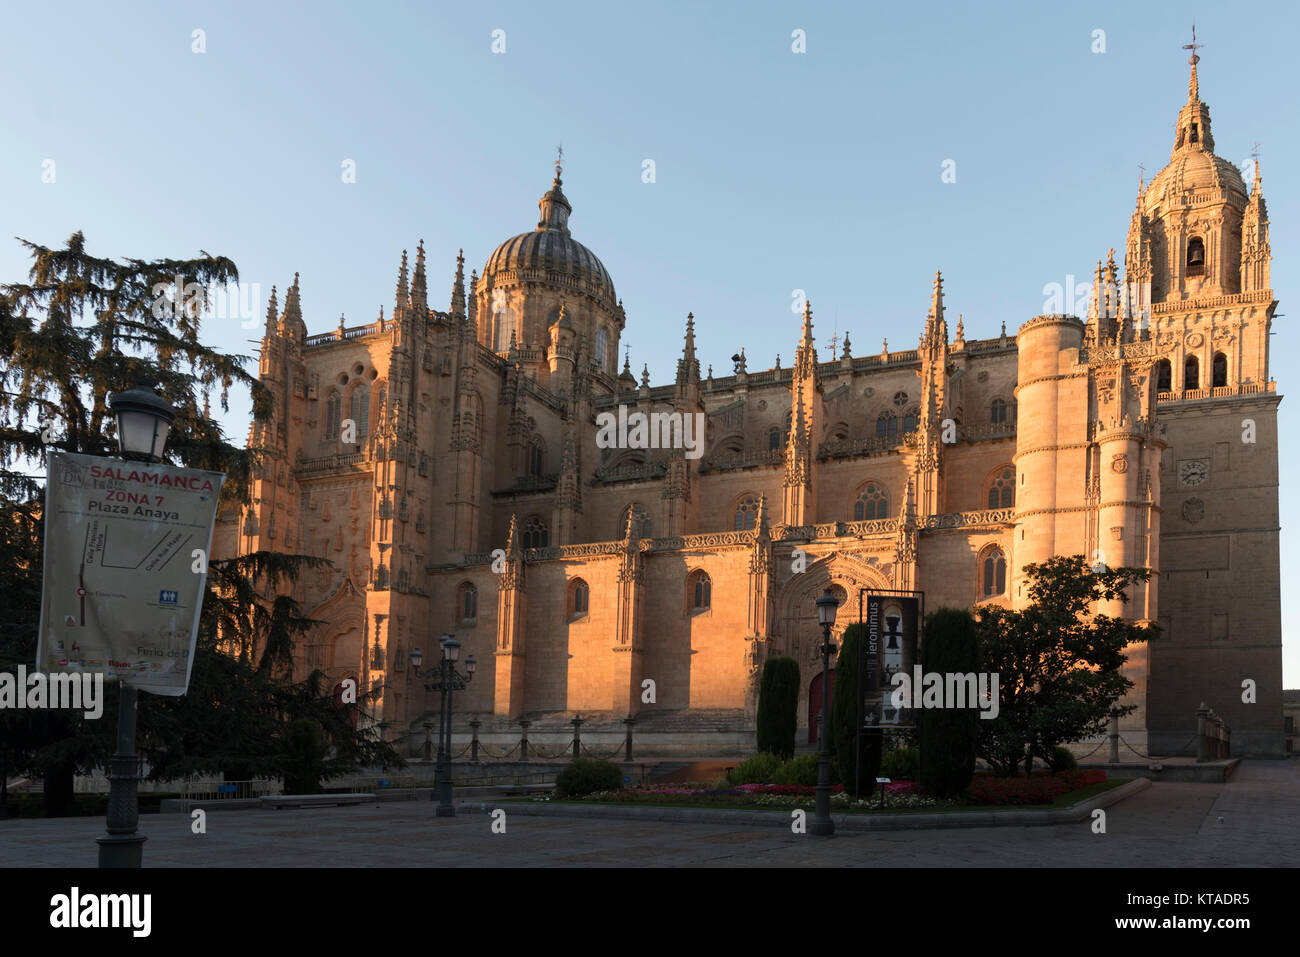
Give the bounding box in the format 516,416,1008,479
863,593,920,727
35,451,225,696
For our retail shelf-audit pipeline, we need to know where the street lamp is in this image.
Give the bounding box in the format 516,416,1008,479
812,587,839,837
97,381,177,868
108,382,176,462
410,634,475,817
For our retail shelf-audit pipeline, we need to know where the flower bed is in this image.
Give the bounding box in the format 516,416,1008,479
964,769,1108,806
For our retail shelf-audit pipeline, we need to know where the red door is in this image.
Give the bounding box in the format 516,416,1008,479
808,670,836,744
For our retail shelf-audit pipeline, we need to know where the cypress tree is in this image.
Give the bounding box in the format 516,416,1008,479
756,656,800,759
919,607,980,796
830,623,882,796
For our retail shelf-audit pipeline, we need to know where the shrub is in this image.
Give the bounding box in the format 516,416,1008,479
774,753,820,787
756,657,801,760
281,718,328,795
1049,746,1078,772
830,623,882,796
879,745,918,781
555,758,623,798
919,607,980,798
724,751,783,786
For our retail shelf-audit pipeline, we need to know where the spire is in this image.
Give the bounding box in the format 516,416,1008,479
395,250,409,313
506,513,520,556
450,248,466,318
841,331,852,358
676,313,700,386
800,298,814,349
1184,25,1202,102
281,272,305,340
264,285,278,338
926,270,947,345
467,269,478,333
410,240,428,312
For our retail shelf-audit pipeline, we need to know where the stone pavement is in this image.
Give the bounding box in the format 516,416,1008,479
1,760,1294,867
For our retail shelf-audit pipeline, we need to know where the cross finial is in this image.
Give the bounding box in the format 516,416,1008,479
1183,25,1204,100
554,144,564,181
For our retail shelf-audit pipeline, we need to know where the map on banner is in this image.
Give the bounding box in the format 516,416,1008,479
35,451,225,696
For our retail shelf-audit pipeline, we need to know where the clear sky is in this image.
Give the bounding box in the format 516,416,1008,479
3,0,1296,684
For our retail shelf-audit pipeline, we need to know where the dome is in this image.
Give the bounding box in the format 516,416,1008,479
1144,149,1248,214
482,174,617,305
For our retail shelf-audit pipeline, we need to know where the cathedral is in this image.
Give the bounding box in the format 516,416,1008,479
213,47,1284,758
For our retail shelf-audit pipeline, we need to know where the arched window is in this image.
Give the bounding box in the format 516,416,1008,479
903,408,919,433
528,437,545,476
987,466,1015,509
324,391,341,440
768,427,780,451
688,570,711,612
595,327,609,372
1185,355,1200,391
875,412,898,441
458,583,477,621
620,504,651,539
1156,359,1172,393
522,516,548,550
1212,352,1228,389
733,495,759,531
349,386,369,440
569,579,589,619
991,398,1017,425
981,547,1007,597
1186,237,1205,276
493,304,516,351
853,483,888,521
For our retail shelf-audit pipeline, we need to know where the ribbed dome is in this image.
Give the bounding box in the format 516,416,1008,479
482,175,617,304
1144,149,1248,212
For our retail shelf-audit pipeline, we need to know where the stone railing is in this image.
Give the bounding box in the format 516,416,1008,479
818,435,904,459
292,451,368,477
921,508,1014,530
1156,381,1275,403
697,449,783,472
960,422,1017,442
593,460,668,483
305,321,386,347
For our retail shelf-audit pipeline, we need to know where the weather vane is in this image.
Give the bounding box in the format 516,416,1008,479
555,144,564,179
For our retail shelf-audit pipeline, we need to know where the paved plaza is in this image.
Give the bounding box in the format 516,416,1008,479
2,760,1295,868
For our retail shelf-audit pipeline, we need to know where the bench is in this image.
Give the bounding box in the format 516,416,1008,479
261,793,375,810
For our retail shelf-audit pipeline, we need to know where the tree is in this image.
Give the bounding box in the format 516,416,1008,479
0,233,401,812
829,623,881,796
918,607,979,796
975,555,1154,776
756,656,800,759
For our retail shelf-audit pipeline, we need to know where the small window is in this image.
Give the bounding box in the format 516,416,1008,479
854,483,888,521
768,428,780,451
350,387,369,440
459,583,477,621
991,398,1017,425
595,327,609,372
324,391,341,440
570,579,589,618
987,467,1015,509
1156,359,1172,393
528,438,545,476
1212,352,1227,389
689,571,711,612
522,516,549,549
875,413,898,440
1185,355,1200,391
982,548,1007,597
733,495,759,531
1186,237,1205,276
903,409,919,433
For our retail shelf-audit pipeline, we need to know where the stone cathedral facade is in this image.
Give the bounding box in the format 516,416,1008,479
213,52,1283,757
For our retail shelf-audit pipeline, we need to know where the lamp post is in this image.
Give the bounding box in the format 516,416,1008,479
811,587,839,837
1108,693,1121,764
410,635,475,817
97,382,176,868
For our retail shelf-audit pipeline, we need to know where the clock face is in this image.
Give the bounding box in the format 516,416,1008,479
1178,459,1209,487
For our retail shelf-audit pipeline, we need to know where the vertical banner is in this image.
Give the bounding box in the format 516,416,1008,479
864,593,920,727
35,451,225,696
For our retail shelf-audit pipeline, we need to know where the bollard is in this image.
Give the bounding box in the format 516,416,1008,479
469,719,481,765
1196,702,1209,763
623,714,635,763
519,720,530,763
572,714,584,759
